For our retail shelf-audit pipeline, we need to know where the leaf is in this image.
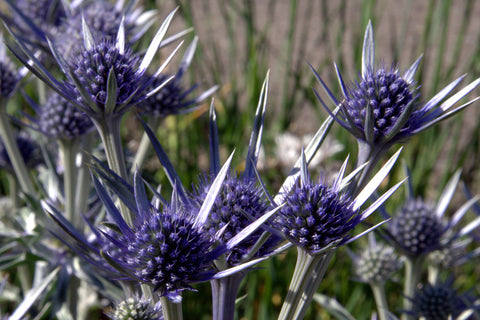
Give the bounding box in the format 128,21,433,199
313,293,356,320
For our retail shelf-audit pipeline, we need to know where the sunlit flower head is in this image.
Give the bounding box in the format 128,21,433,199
273,149,403,255
111,296,163,320
311,21,480,152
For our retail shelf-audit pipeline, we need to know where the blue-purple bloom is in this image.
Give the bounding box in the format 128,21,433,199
0,131,41,171
311,21,480,151
386,170,480,258
111,296,163,320
273,150,403,255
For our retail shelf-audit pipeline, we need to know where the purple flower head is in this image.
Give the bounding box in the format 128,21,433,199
0,131,41,171
30,91,93,140
311,21,480,152
274,148,404,255
136,37,218,118
408,279,472,320
386,169,480,259
6,9,181,122
192,173,272,266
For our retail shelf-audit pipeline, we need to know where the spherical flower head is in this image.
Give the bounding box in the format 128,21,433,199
410,282,466,320
69,40,143,116
427,241,467,269
111,297,163,320
12,0,65,35
343,66,420,144
353,243,402,284
274,180,361,254
103,203,218,301
137,74,188,118
0,132,41,171
389,198,445,257
192,174,271,265
38,91,93,139
0,59,21,99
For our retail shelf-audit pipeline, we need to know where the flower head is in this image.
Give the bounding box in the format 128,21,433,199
273,148,403,255
312,21,480,151
111,296,163,320
386,170,480,258
408,280,472,320
136,37,218,118
6,9,180,122
0,131,41,171
30,91,93,140
350,234,402,284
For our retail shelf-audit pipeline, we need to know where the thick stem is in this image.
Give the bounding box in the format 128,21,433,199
278,249,333,320
351,141,387,196
427,264,440,285
59,139,79,226
94,117,132,226
402,256,423,320
130,117,161,176
0,107,35,195
211,273,246,320
370,283,389,320
160,296,183,320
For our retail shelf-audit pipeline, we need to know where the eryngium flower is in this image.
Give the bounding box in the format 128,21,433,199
111,297,163,320
389,198,444,257
386,170,480,258
136,37,217,118
273,149,403,255
409,281,469,320
192,174,270,265
351,240,402,284
6,9,179,121
0,131,41,171
35,91,93,139
0,35,22,99
312,21,480,150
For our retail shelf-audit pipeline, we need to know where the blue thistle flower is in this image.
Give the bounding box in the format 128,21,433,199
0,131,41,171
111,296,163,320
407,280,472,320
386,170,480,259
5,9,180,122
273,150,403,255
349,234,402,285
312,21,480,151
136,37,218,118
26,91,93,140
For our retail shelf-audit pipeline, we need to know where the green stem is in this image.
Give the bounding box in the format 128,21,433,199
427,264,440,285
0,107,35,195
278,249,333,320
130,117,161,176
7,173,19,208
160,296,183,320
59,139,79,226
352,141,386,196
94,118,132,226
370,283,389,320
211,273,245,320
402,256,423,320
74,133,96,231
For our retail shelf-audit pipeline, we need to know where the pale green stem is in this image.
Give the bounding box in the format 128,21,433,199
59,139,79,226
0,107,35,195
8,174,32,294
292,250,334,320
74,133,96,231
402,256,423,320
211,272,246,320
427,264,440,285
160,296,183,320
7,173,19,208
130,117,161,176
67,276,80,320
370,283,389,320
351,141,387,196
93,117,132,226
278,249,333,320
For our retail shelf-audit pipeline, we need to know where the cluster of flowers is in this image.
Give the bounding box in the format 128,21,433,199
0,1,479,320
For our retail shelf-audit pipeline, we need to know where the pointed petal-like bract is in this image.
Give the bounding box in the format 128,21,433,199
361,21,374,79
209,100,221,175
